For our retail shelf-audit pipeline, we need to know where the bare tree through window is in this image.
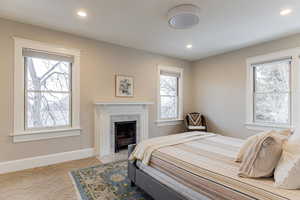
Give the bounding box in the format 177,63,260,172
253,59,290,124
160,74,178,119
25,57,71,129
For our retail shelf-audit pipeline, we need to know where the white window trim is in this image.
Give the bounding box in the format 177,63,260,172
156,65,184,126
12,37,81,143
245,48,300,131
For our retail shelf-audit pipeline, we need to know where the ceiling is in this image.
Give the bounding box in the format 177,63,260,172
1,0,300,61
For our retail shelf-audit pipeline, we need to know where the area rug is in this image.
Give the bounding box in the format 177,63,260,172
70,160,153,200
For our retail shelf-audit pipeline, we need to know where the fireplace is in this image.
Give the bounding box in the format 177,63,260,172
114,121,137,152
94,102,151,160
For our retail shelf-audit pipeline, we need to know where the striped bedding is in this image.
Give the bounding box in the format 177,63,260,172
145,134,300,200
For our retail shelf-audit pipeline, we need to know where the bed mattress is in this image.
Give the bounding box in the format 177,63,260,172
138,134,300,200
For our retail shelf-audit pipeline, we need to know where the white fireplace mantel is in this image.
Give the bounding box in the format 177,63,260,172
94,101,153,160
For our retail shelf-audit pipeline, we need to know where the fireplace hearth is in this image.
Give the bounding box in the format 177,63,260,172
114,121,137,152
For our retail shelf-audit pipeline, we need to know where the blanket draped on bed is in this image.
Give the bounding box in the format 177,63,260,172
129,131,214,165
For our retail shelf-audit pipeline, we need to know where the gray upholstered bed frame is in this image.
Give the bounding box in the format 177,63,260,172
127,144,190,200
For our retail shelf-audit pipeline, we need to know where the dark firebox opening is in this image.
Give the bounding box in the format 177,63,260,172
114,121,136,153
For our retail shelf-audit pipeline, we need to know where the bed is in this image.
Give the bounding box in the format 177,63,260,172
128,132,300,200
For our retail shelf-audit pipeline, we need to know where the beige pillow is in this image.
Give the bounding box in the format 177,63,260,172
235,131,269,162
274,133,300,189
235,129,292,163
238,130,290,178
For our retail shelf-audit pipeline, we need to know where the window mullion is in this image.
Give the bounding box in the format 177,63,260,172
254,91,290,94
160,94,177,97
26,90,71,94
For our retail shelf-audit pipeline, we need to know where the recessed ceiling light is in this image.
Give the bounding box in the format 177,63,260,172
186,44,193,49
77,10,87,17
280,9,292,16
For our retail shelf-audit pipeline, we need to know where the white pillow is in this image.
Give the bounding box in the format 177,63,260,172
274,133,300,189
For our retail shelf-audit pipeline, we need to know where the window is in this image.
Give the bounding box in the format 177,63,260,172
157,66,183,125
160,73,178,119
246,48,300,131
24,49,72,130
253,59,291,125
13,38,81,142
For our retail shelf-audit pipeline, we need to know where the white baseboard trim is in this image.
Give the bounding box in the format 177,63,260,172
0,148,95,174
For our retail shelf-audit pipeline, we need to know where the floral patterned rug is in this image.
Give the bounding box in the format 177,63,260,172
70,161,153,200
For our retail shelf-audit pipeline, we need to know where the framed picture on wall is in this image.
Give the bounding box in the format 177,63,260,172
115,75,134,97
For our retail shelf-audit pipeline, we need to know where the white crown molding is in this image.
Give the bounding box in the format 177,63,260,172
0,148,94,174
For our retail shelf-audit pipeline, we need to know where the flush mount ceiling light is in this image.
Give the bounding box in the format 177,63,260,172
280,9,292,16
77,10,87,17
168,4,201,29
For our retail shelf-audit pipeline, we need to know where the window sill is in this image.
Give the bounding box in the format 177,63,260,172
11,127,81,143
155,119,183,127
245,122,293,131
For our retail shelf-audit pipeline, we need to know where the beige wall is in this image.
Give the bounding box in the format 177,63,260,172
0,18,193,162
192,33,300,139
3,15,299,163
